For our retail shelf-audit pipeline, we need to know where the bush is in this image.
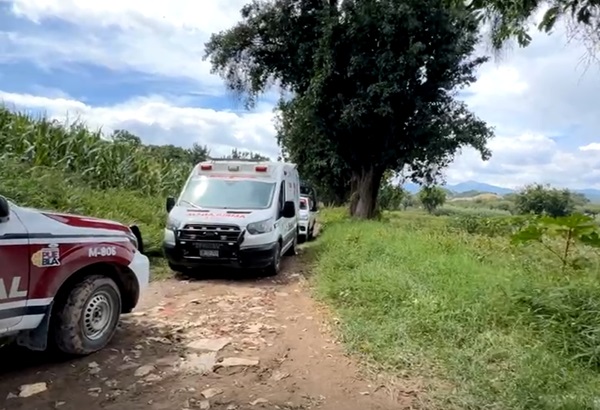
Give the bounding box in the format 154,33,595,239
515,183,577,217
448,215,528,237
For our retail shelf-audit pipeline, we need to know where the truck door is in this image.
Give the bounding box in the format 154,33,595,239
0,201,30,330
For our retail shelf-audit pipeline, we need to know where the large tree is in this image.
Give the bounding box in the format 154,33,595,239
276,99,353,205
205,0,493,218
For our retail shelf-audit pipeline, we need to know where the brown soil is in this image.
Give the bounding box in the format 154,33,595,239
0,247,416,410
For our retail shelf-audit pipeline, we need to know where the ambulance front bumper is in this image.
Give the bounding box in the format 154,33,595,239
163,241,278,270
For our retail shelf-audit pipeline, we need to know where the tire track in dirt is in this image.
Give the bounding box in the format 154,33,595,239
0,248,416,410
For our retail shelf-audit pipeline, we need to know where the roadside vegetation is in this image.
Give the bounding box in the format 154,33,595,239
315,207,600,409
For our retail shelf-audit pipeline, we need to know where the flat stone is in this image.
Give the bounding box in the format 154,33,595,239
218,357,259,368
201,387,223,399
250,398,268,405
18,382,47,398
134,365,155,377
270,370,290,381
186,338,231,352
179,352,217,375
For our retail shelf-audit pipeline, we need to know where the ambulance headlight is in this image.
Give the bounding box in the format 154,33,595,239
166,219,180,231
164,219,180,245
247,218,275,235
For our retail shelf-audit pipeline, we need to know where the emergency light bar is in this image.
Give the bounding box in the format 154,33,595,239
200,164,212,170
255,166,267,172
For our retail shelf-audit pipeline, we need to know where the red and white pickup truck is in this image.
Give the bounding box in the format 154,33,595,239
0,195,149,355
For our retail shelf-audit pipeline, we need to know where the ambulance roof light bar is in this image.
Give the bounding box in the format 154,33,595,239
255,165,267,172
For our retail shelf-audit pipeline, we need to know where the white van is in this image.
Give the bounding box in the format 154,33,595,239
163,160,300,276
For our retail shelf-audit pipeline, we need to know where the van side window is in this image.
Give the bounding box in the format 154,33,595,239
277,181,285,218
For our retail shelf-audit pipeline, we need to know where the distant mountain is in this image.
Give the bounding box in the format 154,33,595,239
401,180,600,202
402,180,513,195
446,181,514,195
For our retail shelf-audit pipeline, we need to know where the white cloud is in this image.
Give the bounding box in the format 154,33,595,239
1,0,599,189
448,133,600,190
0,91,281,159
580,143,600,151
2,0,251,92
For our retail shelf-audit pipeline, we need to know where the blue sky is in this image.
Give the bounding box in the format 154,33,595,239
0,0,599,189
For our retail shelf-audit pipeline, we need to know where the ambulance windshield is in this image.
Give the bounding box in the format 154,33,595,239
179,177,276,210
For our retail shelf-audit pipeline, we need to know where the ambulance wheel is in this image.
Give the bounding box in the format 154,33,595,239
53,275,122,356
168,262,186,273
285,234,298,256
264,242,281,277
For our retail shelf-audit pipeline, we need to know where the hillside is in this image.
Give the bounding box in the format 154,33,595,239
404,180,600,201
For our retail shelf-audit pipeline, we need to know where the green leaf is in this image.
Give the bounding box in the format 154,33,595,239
579,232,600,248
511,225,544,244
538,6,560,32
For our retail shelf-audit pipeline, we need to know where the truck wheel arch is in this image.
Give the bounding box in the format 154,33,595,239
53,262,140,315
17,262,140,352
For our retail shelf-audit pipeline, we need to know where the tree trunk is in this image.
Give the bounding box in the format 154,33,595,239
349,166,383,219
349,173,359,215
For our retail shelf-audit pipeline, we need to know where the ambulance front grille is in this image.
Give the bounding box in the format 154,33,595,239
178,224,242,243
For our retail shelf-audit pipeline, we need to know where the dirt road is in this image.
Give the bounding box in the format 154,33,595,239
0,249,414,410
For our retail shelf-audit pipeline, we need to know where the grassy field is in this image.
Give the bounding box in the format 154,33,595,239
314,208,600,409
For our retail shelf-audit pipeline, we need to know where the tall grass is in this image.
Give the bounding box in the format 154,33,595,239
0,158,166,256
314,208,600,409
0,107,191,195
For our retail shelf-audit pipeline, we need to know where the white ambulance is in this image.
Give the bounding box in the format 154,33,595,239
163,160,300,276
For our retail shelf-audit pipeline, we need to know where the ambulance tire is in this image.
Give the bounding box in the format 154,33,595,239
168,262,186,273
52,275,122,356
284,234,298,256
264,241,281,277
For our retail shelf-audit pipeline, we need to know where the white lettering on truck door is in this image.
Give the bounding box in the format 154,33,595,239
0,277,28,299
88,246,117,257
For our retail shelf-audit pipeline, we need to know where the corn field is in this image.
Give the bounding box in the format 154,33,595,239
0,107,192,195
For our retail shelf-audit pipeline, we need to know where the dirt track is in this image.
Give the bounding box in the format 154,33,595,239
0,248,415,410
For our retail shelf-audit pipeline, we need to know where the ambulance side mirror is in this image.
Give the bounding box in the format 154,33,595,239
166,197,175,213
282,201,295,218
0,196,9,222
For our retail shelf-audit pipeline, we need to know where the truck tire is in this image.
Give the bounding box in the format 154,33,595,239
53,275,122,356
